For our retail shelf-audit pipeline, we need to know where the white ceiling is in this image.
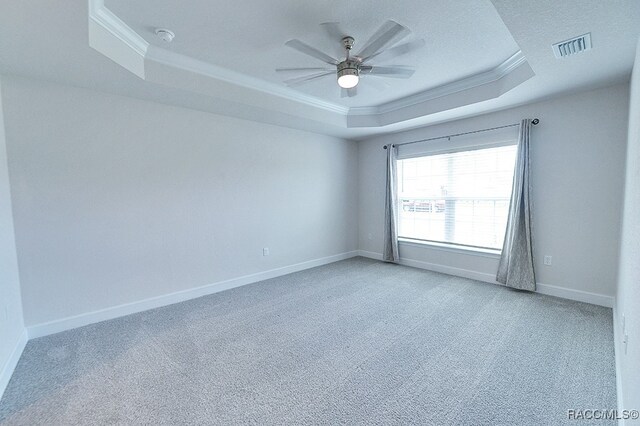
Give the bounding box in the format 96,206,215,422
105,0,520,108
0,1,639,139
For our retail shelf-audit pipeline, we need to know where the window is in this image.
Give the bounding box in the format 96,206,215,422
397,144,517,251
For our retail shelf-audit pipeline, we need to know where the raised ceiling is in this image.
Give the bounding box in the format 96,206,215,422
104,0,521,108
0,1,639,139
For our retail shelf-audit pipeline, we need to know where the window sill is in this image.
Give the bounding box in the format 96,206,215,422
398,238,502,259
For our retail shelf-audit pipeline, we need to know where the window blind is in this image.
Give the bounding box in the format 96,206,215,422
397,144,517,250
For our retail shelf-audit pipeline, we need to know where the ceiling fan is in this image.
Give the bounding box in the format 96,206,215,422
277,20,425,97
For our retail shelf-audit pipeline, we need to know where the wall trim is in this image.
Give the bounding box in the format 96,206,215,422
358,249,498,282
88,0,534,130
88,0,149,57
357,250,383,260
536,283,614,308
27,250,359,339
359,249,498,281
346,55,535,128
87,0,147,79
0,329,28,401
357,250,614,307
400,257,498,284
88,0,348,116
145,46,350,115
612,304,625,425
350,51,527,117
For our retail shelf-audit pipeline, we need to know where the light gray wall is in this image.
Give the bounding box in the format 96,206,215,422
1,76,358,326
358,83,629,298
0,79,24,390
615,39,640,418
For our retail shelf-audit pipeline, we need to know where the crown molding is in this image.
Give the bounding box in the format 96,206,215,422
87,0,533,130
346,53,534,128
88,0,147,78
88,0,148,57
88,0,347,115
349,51,527,117
145,46,349,115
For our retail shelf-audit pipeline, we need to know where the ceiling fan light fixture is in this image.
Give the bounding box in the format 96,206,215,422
337,61,359,89
280,21,420,94
337,73,359,89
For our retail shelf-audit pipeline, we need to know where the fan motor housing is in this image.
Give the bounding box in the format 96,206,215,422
337,60,360,78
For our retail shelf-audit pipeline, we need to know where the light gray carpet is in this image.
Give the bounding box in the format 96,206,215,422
0,257,616,425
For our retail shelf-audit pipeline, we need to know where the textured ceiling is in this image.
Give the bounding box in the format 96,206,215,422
491,0,640,97
0,1,639,139
105,0,520,107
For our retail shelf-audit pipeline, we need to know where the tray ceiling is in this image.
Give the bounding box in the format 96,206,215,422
1,1,639,138
104,0,522,108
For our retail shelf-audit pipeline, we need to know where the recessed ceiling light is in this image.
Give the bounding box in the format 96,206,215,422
155,28,175,43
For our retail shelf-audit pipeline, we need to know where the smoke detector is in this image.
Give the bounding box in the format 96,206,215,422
552,33,592,58
155,28,175,43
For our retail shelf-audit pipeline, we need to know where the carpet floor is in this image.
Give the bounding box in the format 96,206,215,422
0,257,616,425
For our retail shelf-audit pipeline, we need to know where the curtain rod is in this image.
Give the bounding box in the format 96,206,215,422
383,118,539,149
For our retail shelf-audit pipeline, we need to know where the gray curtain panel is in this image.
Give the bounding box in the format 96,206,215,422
496,119,536,291
383,144,399,263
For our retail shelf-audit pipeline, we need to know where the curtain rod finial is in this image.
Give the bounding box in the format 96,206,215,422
532,118,539,125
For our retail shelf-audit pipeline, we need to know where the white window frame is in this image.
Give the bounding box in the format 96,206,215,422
395,127,519,255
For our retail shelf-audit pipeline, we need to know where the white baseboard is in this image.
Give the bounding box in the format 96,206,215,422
0,329,28,401
358,250,498,284
357,250,383,261
536,283,614,308
399,257,499,284
27,251,359,339
357,250,613,308
612,304,625,425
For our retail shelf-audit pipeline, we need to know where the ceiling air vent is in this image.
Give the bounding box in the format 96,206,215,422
552,33,592,58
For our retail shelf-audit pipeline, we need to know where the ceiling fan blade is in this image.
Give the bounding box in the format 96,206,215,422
283,71,334,87
285,39,339,65
364,39,426,63
360,65,415,78
276,67,334,74
340,87,358,98
356,20,410,61
320,22,347,43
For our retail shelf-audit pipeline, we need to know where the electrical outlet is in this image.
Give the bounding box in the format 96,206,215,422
263,247,270,256
543,255,552,266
